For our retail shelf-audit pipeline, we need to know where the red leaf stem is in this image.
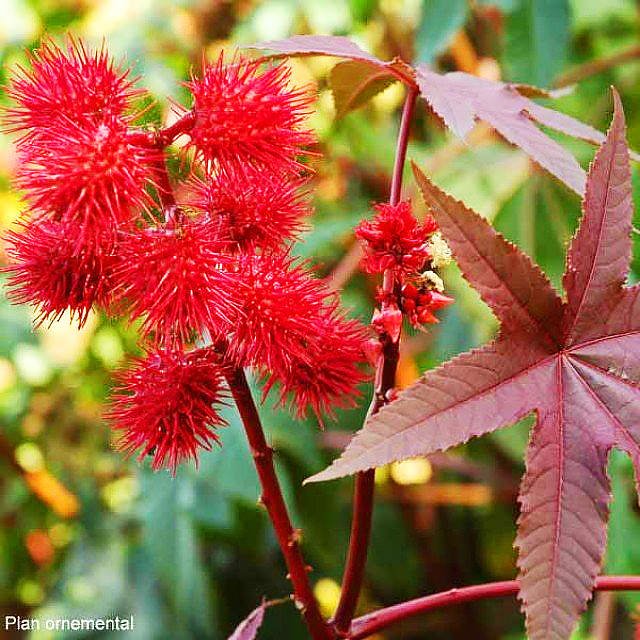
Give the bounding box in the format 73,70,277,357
151,152,177,214
126,111,196,148
126,113,196,214
348,576,640,639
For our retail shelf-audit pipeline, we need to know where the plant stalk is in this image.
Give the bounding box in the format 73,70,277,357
151,152,177,214
332,86,418,636
390,86,419,206
349,576,640,639
225,368,334,640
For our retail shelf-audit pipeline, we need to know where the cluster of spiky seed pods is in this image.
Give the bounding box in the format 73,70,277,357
3,37,452,472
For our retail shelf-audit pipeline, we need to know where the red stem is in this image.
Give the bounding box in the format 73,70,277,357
349,576,640,639
127,112,197,216
390,87,419,207
332,87,419,636
151,153,177,214
331,469,374,636
225,368,334,640
126,111,196,148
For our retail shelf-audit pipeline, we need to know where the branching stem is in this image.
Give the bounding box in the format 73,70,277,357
332,86,418,636
225,368,334,640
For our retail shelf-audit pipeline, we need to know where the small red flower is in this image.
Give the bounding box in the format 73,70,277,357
185,53,314,174
5,36,143,135
226,252,329,371
15,117,157,244
372,306,403,342
112,210,237,347
190,165,309,251
4,217,114,327
263,307,369,419
356,200,437,276
107,347,226,473
399,281,454,327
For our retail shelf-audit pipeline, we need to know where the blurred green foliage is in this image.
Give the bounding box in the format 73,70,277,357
1,1,640,639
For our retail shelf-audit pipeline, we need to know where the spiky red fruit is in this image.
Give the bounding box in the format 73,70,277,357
5,37,142,135
4,218,114,327
15,117,157,244
112,210,237,347
226,252,335,370
107,347,226,473
185,54,314,174
190,165,309,251
5,37,157,244
356,200,437,276
263,307,369,419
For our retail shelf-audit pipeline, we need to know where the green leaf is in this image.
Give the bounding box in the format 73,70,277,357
138,471,213,636
505,0,570,87
197,415,261,505
417,0,469,65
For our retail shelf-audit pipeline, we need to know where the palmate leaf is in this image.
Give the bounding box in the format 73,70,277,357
251,35,639,196
310,90,640,640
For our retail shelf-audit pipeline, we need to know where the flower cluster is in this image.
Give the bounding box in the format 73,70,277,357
4,39,369,471
357,200,453,329
356,200,437,275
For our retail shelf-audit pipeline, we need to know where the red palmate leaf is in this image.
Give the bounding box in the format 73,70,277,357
251,35,383,65
310,89,640,640
252,35,640,195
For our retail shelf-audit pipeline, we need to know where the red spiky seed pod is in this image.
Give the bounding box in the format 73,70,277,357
190,165,309,251
226,252,331,371
15,117,157,244
107,347,226,473
4,217,114,327
185,53,315,174
5,36,143,136
263,307,369,419
356,200,437,276
112,210,237,347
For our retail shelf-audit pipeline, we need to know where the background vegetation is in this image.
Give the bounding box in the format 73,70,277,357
1,1,639,638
